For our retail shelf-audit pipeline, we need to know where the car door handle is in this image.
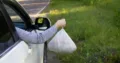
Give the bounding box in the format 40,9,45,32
28,49,32,54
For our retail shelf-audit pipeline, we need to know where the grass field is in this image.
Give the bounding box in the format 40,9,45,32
43,0,120,63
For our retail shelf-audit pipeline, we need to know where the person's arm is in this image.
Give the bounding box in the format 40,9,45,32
16,25,58,44
16,18,66,44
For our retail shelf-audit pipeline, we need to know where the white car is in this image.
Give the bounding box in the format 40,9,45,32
0,0,50,63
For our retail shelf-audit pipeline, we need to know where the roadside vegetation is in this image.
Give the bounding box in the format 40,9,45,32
43,0,120,63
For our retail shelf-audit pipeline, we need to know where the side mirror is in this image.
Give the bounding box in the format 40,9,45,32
35,17,51,29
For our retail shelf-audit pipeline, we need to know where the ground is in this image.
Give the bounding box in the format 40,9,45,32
17,0,50,20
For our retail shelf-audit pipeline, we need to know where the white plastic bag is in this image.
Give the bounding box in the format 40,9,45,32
48,29,77,53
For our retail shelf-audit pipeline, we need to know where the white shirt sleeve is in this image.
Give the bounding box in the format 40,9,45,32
15,25,58,44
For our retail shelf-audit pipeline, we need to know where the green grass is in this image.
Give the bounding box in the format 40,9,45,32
43,0,120,63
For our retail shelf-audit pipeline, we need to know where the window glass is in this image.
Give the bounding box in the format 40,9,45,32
4,4,26,29
0,11,14,54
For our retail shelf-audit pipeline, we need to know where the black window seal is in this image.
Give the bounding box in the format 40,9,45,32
0,0,19,42
3,0,33,29
3,4,28,29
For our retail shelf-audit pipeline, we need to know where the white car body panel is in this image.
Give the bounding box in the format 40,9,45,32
0,41,29,63
24,44,44,63
0,41,44,63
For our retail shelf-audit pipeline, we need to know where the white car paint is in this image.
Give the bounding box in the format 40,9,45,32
0,41,29,63
24,44,44,63
0,30,45,63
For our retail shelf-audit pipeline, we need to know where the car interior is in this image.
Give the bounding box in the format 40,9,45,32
0,11,14,55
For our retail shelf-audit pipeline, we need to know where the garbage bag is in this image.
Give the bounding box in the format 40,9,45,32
48,29,77,53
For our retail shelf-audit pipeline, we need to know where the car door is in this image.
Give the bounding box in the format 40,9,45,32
0,1,30,63
1,0,46,63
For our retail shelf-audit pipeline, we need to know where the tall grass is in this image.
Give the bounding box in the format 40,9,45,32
44,0,120,63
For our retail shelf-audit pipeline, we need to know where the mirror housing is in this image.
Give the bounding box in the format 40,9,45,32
35,17,51,29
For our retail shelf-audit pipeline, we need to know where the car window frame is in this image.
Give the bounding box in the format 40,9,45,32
0,1,48,62
4,4,27,29
0,1,18,41
3,0,33,29
0,0,21,58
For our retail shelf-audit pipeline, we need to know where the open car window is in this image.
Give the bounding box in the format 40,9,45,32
4,4,26,29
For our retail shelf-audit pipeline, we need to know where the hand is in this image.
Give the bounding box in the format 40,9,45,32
55,19,66,29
